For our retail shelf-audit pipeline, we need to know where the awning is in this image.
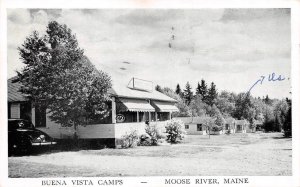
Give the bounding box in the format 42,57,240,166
117,98,155,112
151,101,179,112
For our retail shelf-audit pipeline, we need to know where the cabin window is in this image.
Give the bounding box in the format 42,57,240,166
185,125,189,129
197,124,203,131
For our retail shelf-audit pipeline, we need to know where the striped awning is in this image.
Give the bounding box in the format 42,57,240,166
151,101,179,112
117,98,155,112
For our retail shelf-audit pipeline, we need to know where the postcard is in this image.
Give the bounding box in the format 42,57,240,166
1,0,300,187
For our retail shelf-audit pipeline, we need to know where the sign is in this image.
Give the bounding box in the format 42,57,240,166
116,114,125,123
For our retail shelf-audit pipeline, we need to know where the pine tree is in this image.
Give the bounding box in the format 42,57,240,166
175,84,182,96
183,82,193,105
207,82,217,106
264,95,271,105
196,82,201,95
196,79,208,103
155,85,163,93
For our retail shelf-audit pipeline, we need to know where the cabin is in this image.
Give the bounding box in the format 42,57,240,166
174,117,249,135
234,120,249,133
174,117,210,135
8,77,179,147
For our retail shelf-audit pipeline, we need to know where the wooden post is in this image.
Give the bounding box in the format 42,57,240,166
137,111,139,122
149,112,151,122
111,97,116,124
169,112,172,120
155,112,158,121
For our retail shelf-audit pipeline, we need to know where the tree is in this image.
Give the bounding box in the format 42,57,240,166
17,21,112,139
175,83,182,97
264,95,271,105
196,79,208,103
155,85,163,92
183,82,193,105
160,86,192,117
189,95,207,117
283,98,292,137
213,111,225,132
207,82,218,106
273,99,289,132
216,91,235,117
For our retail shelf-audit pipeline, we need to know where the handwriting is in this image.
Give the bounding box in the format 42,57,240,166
248,72,285,93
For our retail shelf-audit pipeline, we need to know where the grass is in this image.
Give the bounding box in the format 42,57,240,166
8,132,292,177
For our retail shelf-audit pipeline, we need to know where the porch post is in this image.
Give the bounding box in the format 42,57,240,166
137,111,139,122
169,112,172,120
155,112,158,121
111,97,116,124
149,112,151,122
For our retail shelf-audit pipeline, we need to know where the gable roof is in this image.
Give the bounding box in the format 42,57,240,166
7,76,176,103
8,77,28,102
110,83,176,102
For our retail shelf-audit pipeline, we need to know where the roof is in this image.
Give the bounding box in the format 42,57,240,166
117,98,155,112
235,119,249,125
8,76,176,104
225,117,235,124
7,77,28,102
109,83,177,102
151,101,179,112
174,116,211,125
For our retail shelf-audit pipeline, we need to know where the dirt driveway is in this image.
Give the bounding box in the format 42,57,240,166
8,132,292,177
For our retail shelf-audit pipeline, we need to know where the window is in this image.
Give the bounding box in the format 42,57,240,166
197,124,203,131
225,124,229,130
185,125,189,129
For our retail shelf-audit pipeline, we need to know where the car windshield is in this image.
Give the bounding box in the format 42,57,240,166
8,120,34,130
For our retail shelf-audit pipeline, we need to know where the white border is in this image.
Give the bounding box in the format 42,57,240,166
1,0,299,187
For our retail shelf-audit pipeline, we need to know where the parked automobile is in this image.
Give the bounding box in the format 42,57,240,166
8,119,57,156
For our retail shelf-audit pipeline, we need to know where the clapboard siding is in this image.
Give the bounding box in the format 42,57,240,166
10,103,20,118
37,111,75,139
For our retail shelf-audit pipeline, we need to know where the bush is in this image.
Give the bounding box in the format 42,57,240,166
165,119,186,143
138,134,152,146
211,125,223,132
120,130,139,148
145,123,165,145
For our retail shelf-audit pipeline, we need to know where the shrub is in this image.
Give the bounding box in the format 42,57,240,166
138,134,152,146
144,123,165,145
211,125,223,132
165,119,186,143
120,130,139,148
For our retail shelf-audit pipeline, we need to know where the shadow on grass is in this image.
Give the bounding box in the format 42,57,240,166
272,136,292,139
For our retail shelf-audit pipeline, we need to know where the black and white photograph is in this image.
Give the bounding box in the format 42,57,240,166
1,2,300,186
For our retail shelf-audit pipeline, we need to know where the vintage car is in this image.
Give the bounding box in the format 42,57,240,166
8,119,57,156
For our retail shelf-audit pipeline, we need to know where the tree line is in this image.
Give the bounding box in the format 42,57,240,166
155,80,291,136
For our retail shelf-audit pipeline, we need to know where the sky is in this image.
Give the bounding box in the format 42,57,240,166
7,9,291,99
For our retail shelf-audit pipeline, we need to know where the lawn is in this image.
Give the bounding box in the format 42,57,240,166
8,132,292,177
